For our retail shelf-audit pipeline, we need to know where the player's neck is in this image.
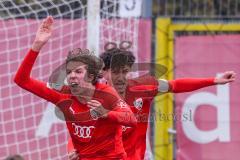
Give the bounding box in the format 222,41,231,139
119,91,126,100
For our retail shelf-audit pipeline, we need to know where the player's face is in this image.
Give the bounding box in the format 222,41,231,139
66,61,91,95
109,65,131,96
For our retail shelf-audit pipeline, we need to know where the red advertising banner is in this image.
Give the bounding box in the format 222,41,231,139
175,35,240,160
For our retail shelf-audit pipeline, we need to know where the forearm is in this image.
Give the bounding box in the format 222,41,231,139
168,78,215,93
107,109,137,127
32,41,44,52
69,108,137,126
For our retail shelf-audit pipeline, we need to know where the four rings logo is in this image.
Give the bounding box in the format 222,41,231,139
72,123,95,139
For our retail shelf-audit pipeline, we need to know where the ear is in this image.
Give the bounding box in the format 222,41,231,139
88,74,94,81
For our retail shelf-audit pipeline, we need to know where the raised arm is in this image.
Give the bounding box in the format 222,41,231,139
14,16,65,104
128,72,236,96
160,71,236,93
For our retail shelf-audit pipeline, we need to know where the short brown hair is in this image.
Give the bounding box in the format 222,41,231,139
66,48,104,84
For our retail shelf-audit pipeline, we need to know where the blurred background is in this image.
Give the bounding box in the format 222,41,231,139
0,0,239,159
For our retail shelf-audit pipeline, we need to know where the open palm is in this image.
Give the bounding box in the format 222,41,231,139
35,16,53,44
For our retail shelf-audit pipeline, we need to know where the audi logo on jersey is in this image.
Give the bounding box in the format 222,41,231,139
72,123,95,139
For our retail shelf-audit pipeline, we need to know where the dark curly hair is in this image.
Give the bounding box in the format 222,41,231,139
100,41,135,71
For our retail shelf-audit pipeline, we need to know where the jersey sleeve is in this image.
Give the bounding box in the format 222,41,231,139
14,49,66,104
67,137,75,153
168,78,215,93
127,75,159,98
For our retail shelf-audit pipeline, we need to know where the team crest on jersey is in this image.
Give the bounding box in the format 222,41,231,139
117,100,128,108
133,98,143,110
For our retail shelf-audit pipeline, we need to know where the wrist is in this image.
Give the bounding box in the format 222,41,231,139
90,109,99,120
213,77,218,84
31,41,44,52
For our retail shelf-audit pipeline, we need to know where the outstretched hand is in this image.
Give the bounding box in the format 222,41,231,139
32,16,54,52
214,71,236,84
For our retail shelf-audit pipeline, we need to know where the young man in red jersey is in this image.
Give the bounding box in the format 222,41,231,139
14,16,137,160
68,41,236,160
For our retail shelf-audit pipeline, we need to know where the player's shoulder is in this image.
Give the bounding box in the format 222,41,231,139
96,83,118,95
95,82,109,90
95,83,121,104
95,83,122,109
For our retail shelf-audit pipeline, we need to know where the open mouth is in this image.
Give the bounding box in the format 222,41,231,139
70,82,79,88
115,83,125,88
